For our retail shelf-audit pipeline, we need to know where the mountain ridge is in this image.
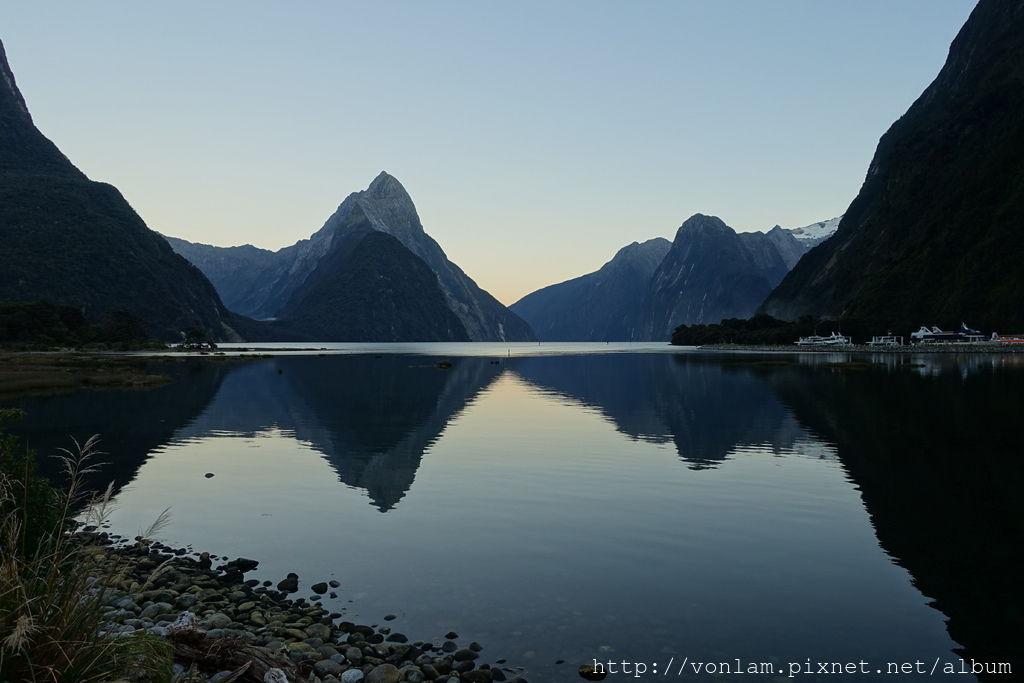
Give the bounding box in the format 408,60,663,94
513,211,834,341
638,213,803,339
510,237,671,341
760,0,1024,331
168,172,535,342
0,38,242,341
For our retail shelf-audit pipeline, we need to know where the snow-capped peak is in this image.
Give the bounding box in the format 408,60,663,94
785,215,843,246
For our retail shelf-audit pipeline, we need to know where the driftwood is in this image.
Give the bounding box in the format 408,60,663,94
167,627,302,682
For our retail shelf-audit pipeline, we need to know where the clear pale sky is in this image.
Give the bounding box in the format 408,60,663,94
4,1,974,305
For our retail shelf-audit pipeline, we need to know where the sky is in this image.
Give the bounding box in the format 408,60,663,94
4,1,975,305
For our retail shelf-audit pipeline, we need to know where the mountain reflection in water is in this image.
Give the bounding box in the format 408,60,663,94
6,351,1020,681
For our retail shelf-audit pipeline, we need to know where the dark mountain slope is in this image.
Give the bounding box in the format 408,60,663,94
278,207,469,341
167,173,535,341
761,0,1024,331
0,39,239,341
323,173,533,341
510,237,670,341
162,237,278,317
641,214,802,339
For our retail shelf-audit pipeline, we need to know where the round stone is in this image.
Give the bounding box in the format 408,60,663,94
365,663,401,683
314,659,343,677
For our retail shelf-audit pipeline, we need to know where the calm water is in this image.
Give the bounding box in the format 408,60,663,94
8,348,1023,681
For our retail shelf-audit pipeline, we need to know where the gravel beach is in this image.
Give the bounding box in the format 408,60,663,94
79,529,526,683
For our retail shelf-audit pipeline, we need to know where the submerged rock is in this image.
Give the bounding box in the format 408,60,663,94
579,663,607,681
277,573,299,593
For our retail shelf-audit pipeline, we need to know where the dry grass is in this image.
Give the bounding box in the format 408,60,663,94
0,431,173,682
0,353,170,398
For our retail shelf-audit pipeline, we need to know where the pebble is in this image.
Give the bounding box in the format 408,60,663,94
80,533,514,683
579,663,607,681
365,663,401,683
139,601,173,619
306,623,332,641
176,593,198,608
228,557,259,572
276,572,299,593
203,612,232,629
314,659,344,677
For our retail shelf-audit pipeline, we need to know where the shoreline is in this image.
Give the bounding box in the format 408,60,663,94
693,343,1024,354
0,352,173,398
81,529,524,683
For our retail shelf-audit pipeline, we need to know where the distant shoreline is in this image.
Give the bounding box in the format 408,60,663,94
695,343,1024,354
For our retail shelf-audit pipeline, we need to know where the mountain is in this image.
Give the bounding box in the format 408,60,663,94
639,214,806,340
167,173,535,342
277,217,469,341
760,0,1024,332
511,213,837,342
161,238,278,317
0,39,240,341
763,216,842,268
783,216,842,248
510,237,670,341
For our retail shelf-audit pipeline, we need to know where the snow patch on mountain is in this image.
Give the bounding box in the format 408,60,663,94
784,215,843,246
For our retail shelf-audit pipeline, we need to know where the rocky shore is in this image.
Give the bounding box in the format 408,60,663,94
80,530,526,683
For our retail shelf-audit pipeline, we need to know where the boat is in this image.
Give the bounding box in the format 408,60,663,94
991,333,1024,344
866,334,904,346
910,323,986,344
795,332,851,346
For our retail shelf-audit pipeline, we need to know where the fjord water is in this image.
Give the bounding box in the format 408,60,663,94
9,350,1023,681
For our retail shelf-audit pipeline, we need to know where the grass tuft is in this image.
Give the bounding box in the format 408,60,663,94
0,414,174,682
